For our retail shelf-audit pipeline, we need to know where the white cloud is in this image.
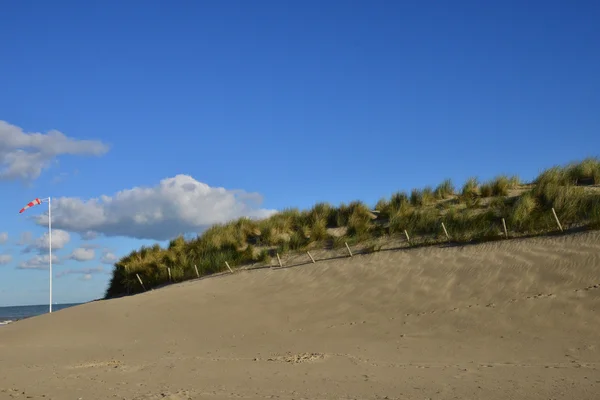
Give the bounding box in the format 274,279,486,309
17,231,33,246
23,229,71,254
33,175,277,241
0,120,109,182
56,266,104,278
80,274,93,281
68,247,95,262
100,251,119,264
0,254,12,265
18,254,60,270
80,231,98,240
0,232,7,244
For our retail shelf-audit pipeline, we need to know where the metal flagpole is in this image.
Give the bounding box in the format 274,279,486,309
48,197,52,313
19,197,53,314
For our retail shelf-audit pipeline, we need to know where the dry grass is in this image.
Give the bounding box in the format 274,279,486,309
434,179,455,199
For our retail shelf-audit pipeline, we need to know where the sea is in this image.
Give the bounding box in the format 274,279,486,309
0,303,82,326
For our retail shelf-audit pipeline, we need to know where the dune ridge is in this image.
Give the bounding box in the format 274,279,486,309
106,157,600,298
1,231,599,399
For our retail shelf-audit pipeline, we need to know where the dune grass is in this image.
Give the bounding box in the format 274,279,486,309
105,157,600,298
434,179,455,199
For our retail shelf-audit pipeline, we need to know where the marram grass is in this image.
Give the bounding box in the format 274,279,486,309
105,158,600,298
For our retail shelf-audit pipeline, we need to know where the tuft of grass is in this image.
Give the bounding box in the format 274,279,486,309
492,176,510,196
375,197,390,215
410,189,423,207
489,196,509,217
390,191,410,209
491,176,511,196
509,191,537,231
461,177,479,198
308,202,333,222
566,157,600,185
508,175,521,188
535,166,569,186
256,249,271,263
480,175,516,198
346,201,375,239
532,181,588,224
289,231,309,250
410,187,435,206
387,200,412,235
434,179,455,199
330,203,351,227
422,186,435,204
442,208,498,242
363,243,383,254
406,208,439,235
480,183,493,198
589,197,600,229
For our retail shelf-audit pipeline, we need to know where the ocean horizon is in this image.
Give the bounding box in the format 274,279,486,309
0,303,83,325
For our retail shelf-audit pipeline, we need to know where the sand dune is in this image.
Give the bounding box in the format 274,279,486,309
1,231,599,399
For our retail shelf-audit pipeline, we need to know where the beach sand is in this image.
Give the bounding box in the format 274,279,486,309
1,231,599,399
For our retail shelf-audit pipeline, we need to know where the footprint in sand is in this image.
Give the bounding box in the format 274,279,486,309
576,284,600,292
260,352,326,364
132,390,194,400
67,360,123,369
526,293,555,300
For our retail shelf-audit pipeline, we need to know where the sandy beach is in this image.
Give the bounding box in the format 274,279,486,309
1,231,599,399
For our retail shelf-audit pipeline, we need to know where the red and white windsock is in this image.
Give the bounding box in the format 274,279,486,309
19,198,42,214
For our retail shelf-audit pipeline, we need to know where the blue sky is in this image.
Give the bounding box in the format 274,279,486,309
1,0,599,307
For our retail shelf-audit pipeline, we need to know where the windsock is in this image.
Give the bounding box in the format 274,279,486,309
19,198,42,214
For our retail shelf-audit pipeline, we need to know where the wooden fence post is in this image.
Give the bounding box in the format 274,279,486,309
225,262,234,273
167,267,172,282
441,222,450,241
307,251,316,263
276,253,283,267
194,264,200,278
551,208,564,232
502,218,508,238
136,274,146,291
404,229,410,243
345,242,353,257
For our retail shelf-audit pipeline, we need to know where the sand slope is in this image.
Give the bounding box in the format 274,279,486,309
1,232,599,399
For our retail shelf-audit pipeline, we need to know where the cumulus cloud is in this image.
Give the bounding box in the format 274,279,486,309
80,231,98,240
0,120,109,182
100,251,119,264
0,121,109,181
23,229,71,254
18,254,60,270
0,232,7,244
0,254,12,265
56,266,104,278
17,231,33,246
68,247,95,262
33,175,277,241
80,243,101,249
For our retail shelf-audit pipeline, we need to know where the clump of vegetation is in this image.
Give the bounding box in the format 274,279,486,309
410,187,435,206
566,158,600,185
434,179,455,199
509,191,537,231
105,158,600,299
480,175,520,198
345,201,375,239
461,177,479,198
